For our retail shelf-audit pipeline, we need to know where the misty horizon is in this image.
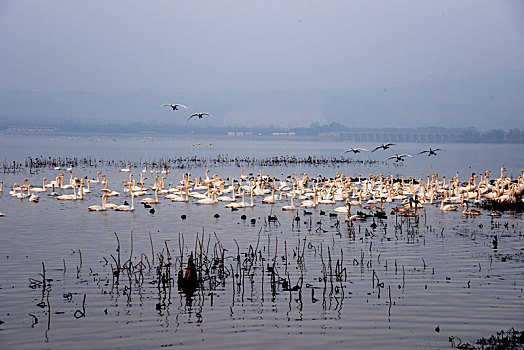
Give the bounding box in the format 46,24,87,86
1,68,523,132
1,1,523,132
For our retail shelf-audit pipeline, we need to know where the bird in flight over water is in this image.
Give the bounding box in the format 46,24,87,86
342,148,368,154
187,112,213,121
162,104,188,110
372,143,396,152
387,154,412,162
418,148,442,156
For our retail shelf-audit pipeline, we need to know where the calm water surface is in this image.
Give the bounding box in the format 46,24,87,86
0,134,523,349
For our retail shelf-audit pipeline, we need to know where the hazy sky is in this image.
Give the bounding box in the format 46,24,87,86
1,0,523,94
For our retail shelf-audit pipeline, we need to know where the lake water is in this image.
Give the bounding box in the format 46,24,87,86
0,134,523,349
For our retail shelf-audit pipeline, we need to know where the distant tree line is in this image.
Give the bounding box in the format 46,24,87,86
460,127,524,143
1,119,523,143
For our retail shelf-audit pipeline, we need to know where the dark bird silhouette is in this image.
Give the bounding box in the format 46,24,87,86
374,210,387,219
418,148,442,156
178,254,198,294
371,143,395,152
312,288,319,303
187,112,212,121
342,147,368,154
387,154,412,162
162,104,188,110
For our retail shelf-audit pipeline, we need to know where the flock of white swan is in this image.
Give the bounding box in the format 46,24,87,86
1,165,522,219
161,103,213,122
343,144,444,162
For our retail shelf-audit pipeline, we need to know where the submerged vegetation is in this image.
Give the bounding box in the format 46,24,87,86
449,328,524,349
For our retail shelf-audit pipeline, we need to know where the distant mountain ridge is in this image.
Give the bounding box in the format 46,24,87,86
0,69,523,132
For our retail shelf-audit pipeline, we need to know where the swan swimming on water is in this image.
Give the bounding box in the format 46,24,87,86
116,192,135,211
88,192,107,211
282,196,296,211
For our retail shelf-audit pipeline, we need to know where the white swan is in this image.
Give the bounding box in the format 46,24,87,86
262,189,277,204
419,148,442,156
30,178,47,193
372,143,395,152
89,193,107,211
162,104,187,110
102,189,118,209
57,184,77,200
172,186,190,202
27,186,39,202
187,112,212,121
88,172,102,184
140,188,159,204
116,192,135,211
226,191,246,208
333,199,350,213
342,148,368,154
440,192,458,211
217,186,236,202
282,196,296,211
387,154,412,162
196,191,217,205
300,190,317,207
